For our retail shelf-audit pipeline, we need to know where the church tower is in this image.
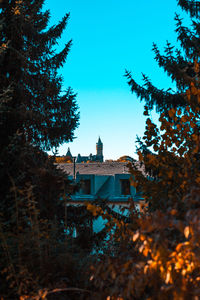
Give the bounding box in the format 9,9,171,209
66,147,72,158
96,137,103,162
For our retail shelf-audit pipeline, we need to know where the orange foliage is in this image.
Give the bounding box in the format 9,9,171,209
86,67,200,299
54,156,72,163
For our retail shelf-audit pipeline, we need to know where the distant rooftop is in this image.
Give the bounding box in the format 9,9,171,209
57,161,144,176
58,162,129,176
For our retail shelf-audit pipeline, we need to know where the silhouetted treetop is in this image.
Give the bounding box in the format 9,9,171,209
125,0,200,114
0,0,79,151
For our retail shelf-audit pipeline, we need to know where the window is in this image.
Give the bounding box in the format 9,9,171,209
120,179,130,195
80,179,91,194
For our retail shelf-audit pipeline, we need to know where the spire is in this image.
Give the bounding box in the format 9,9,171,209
66,147,72,157
96,137,103,162
97,136,102,145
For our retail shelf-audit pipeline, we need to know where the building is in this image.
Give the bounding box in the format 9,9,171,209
64,137,104,163
58,160,144,233
58,162,143,205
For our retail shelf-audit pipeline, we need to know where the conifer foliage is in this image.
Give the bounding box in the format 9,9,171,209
125,0,200,212
0,0,80,298
0,0,79,150
125,0,200,115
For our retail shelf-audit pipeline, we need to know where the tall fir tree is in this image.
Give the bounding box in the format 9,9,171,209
124,0,200,212
0,0,79,149
0,0,79,213
0,0,80,298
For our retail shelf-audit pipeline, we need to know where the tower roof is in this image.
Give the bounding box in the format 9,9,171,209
97,136,102,145
66,147,72,157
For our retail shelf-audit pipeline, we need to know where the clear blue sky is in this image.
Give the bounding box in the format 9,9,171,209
45,0,187,160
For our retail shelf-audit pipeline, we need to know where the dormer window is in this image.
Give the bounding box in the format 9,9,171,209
80,179,91,194
120,179,130,195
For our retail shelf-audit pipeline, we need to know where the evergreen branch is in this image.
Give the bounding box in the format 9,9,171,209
125,70,185,113
49,40,72,69
152,41,196,90
41,13,70,47
178,0,200,18
175,13,200,59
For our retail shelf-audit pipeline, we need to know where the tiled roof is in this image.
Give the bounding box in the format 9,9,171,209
57,162,132,176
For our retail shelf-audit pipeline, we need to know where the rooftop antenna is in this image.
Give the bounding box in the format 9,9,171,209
73,157,76,180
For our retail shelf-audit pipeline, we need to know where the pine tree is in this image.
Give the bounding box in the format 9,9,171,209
125,0,200,115
0,0,79,206
0,0,79,211
0,0,80,228
124,0,200,212
0,0,80,297
0,0,79,150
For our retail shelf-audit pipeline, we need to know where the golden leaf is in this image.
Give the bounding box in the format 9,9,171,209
143,247,149,257
175,259,184,270
165,272,171,284
132,231,139,242
184,226,190,239
140,234,146,241
170,209,177,215
176,243,183,252
139,244,144,253
195,177,200,184
144,265,149,274
182,269,187,276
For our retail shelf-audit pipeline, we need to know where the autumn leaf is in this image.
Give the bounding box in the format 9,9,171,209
184,226,190,239
165,272,171,284
132,231,139,242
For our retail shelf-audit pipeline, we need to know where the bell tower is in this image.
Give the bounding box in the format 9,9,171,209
96,137,103,162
